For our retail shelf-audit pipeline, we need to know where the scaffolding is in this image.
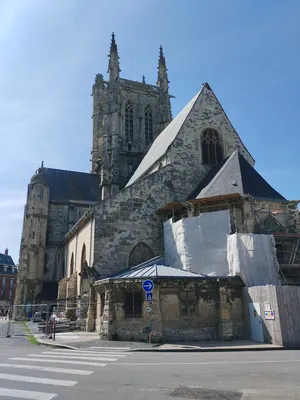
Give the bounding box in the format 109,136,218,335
274,233,300,285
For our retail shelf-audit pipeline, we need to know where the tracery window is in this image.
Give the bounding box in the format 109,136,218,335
70,253,74,275
144,105,153,146
201,129,223,166
255,216,285,234
125,101,133,142
128,242,154,268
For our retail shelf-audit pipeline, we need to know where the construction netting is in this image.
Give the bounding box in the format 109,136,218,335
164,210,231,276
227,233,281,286
163,210,280,286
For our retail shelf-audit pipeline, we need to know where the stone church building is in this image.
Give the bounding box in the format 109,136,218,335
14,33,300,319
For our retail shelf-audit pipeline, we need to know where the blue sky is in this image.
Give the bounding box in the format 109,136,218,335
1,0,300,263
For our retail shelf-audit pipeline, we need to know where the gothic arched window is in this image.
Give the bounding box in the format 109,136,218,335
81,244,86,273
70,253,74,276
144,105,153,146
125,101,133,142
255,215,285,234
128,242,154,268
201,129,223,166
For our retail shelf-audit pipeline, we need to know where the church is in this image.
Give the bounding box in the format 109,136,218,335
14,34,300,340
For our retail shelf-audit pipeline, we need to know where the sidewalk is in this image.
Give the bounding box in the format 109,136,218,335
32,330,285,352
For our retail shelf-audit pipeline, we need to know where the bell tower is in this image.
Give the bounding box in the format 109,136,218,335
91,33,173,200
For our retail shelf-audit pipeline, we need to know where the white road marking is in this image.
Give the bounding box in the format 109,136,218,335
28,354,117,362
0,387,57,399
89,346,131,350
0,373,77,387
0,363,93,375
10,357,107,367
112,359,300,366
42,351,127,357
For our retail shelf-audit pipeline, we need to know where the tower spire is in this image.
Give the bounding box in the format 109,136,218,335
108,32,121,81
157,45,169,90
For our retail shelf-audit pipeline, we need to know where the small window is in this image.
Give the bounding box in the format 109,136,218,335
3,267,7,273
10,279,14,288
128,143,132,152
32,231,35,239
125,101,134,142
144,105,153,146
100,292,105,317
179,291,197,316
124,291,143,318
70,253,74,275
128,163,133,174
9,289,12,299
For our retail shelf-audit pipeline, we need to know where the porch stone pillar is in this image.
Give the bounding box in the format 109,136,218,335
218,285,234,340
100,287,116,340
86,286,96,332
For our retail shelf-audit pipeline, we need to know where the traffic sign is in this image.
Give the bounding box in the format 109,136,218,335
142,279,154,293
145,292,153,302
146,307,152,313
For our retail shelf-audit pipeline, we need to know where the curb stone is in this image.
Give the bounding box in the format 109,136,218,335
34,336,79,350
131,346,286,352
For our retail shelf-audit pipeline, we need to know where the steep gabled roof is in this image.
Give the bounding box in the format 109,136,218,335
194,151,286,201
126,89,202,187
126,83,254,188
41,168,101,203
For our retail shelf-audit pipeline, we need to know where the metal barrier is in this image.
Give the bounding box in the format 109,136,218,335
1,301,97,339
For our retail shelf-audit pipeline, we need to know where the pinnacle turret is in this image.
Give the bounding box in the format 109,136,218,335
108,32,121,81
157,45,169,90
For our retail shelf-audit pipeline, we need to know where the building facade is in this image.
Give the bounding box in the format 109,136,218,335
0,249,17,307
14,33,173,307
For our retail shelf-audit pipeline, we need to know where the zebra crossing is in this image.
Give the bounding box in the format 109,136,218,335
0,345,132,399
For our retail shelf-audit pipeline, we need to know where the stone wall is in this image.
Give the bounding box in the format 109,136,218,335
95,277,244,343
45,203,90,283
132,84,254,199
253,199,300,234
93,166,177,276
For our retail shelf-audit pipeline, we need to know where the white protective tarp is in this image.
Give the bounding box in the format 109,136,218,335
164,210,231,276
227,233,281,287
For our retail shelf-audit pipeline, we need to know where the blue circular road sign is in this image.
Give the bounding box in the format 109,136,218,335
142,279,154,292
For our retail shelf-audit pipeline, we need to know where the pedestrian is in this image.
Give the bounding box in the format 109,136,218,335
4,309,8,321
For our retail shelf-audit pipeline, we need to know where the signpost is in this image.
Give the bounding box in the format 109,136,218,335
142,279,154,343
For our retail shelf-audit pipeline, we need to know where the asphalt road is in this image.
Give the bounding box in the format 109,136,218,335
0,337,299,399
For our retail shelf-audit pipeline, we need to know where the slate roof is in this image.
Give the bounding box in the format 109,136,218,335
0,253,15,267
191,151,286,201
126,88,202,187
0,253,17,276
97,256,205,281
32,168,101,203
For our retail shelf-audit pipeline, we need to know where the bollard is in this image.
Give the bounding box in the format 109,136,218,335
49,320,53,339
5,307,11,338
53,320,56,341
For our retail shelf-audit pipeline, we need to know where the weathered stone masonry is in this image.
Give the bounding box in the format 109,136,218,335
95,277,244,342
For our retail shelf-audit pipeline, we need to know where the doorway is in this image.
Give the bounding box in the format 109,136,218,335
248,302,264,343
